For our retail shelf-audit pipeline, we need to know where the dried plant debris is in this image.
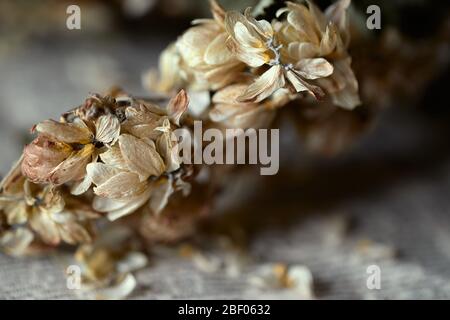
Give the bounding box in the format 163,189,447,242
247,263,314,299
70,226,147,300
355,239,397,261
176,237,250,277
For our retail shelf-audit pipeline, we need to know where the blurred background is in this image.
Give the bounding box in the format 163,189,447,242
1,0,450,299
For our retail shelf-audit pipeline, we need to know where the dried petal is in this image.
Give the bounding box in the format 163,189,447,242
209,0,226,25
204,33,234,66
148,177,174,215
86,162,123,187
49,144,95,185
156,128,180,173
167,90,189,126
93,171,147,200
239,65,286,102
285,69,325,99
35,120,93,144
95,114,120,145
295,58,334,80
325,0,351,46
288,42,318,61
99,145,128,171
102,189,153,221
285,2,320,44
320,23,338,56
119,134,165,181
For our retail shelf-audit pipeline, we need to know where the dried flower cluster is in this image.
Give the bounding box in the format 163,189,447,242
0,90,195,258
146,0,361,130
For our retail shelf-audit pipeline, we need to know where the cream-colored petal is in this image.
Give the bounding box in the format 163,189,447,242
320,23,338,56
148,177,174,215
225,11,248,40
229,17,269,65
230,104,275,129
93,196,128,213
71,172,93,196
95,114,120,145
123,103,164,129
93,172,147,200
286,3,320,44
285,69,325,99
234,21,262,48
295,58,334,80
204,61,246,90
212,83,248,104
154,118,171,134
276,7,289,18
325,0,351,45
35,120,93,144
204,33,233,65
209,0,226,25
320,58,360,109
330,86,361,110
209,103,241,122
305,0,327,31
244,8,273,39
119,134,165,181
235,48,268,68
238,65,285,102
121,104,166,140
124,123,165,140
288,42,318,60
99,145,128,171
187,90,211,117
210,84,254,123
151,42,183,92
178,25,219,68
106,189,152,221
156,131,180,173
86,162,123,186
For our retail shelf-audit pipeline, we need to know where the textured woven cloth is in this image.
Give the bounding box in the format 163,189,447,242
1,37,450,300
